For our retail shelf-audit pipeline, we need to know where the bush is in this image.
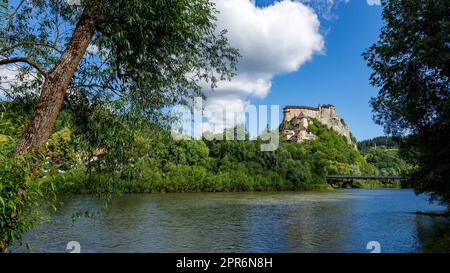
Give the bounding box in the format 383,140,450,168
0,139,54,252
46,127,79,171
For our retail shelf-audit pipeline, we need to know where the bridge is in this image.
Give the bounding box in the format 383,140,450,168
326,174,408,188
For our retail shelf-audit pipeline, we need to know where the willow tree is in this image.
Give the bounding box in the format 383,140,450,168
0,0,239,154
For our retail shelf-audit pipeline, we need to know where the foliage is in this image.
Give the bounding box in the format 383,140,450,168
2,100,410,195
361,147,411,175
35,113,401,195
0,103,58,252
305,119,375,175
363,0,450,205
0,101,33,138
46,127,79,171
358,136,399,150
1,0,239,120
0,137,54,252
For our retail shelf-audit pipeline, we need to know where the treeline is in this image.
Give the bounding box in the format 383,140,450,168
358,136,399,150
0,101,410,195
357,136,411,176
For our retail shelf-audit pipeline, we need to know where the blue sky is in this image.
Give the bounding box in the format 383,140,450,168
252,0,384,141
0,0,385,141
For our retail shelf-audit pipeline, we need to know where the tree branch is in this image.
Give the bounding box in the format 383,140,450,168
0,41,63,55
3,0,27,47
0,57,48,77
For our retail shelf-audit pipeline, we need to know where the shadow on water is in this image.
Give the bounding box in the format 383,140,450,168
415,214,450,251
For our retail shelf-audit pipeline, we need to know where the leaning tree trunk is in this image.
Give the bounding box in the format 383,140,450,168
15,4,100,155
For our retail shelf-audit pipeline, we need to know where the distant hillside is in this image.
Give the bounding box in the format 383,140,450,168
358,136,399,150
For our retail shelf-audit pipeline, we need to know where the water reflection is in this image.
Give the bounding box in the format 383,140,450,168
12,189,448,253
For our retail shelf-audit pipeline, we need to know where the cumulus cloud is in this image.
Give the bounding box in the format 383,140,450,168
201,0,324,133
0,66,20,98
0,65,39,99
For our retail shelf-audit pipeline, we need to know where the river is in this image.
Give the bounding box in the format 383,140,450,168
11,189,449,253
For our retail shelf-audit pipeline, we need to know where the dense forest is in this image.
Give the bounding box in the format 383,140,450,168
358,137,411,176
1,100,410,196
358,136,399,150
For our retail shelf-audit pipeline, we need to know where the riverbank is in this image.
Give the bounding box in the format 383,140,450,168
41,169,333,194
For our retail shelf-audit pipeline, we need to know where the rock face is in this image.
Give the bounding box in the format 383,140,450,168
281,104,356,147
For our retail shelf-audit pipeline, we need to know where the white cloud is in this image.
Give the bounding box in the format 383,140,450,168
201,0,324,132
203,97,249,133
87,44,99,54
0,65,39,99
367,0,381,5
295,0,350,20
0,66,19,98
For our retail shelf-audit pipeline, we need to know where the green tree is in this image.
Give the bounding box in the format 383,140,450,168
363,0,450,204
0,0,239,154
0,126,55,253
361,146,410,175
358,136,399,150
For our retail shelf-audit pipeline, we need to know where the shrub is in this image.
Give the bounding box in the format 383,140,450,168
0,139,54,252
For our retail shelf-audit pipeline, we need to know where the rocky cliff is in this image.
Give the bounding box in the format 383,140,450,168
280,104,356,148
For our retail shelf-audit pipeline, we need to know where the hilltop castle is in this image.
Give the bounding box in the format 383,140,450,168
281,104,355,147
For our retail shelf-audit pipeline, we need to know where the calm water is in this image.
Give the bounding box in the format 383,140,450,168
11,189,449,253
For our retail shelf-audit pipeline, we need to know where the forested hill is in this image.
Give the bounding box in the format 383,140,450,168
357,136,411,176
358,136,399,150
1,102,410,194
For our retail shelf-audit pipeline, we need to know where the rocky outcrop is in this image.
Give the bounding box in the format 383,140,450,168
280,104,356,148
